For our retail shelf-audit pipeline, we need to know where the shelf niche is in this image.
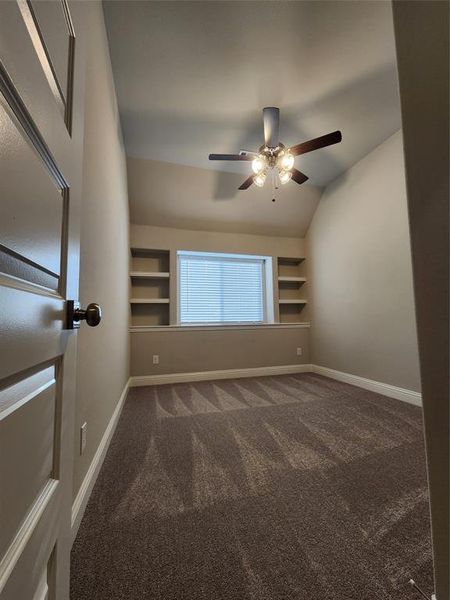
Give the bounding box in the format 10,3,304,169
277,256,308,323
279,302,308,324
130,248,170,326
130,303,169,326
131,248,170,272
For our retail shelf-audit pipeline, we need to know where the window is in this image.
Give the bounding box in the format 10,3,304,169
178,251,272,325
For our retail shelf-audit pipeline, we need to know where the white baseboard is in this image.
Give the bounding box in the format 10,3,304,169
129,364,313,387
71,378,130,541
130,363,421,406
310,364,422,406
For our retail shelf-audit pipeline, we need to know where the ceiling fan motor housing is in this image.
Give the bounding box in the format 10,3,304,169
259,143,285,168
208,107,342,191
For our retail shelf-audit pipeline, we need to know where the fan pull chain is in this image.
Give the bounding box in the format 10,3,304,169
271,169,278,202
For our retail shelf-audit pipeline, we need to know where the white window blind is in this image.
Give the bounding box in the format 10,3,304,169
178,252,266,324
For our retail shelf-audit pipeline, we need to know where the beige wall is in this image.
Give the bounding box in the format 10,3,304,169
73,3,130,500
130,225,309,376
307,131,420,392
131,327,310,377
131,224,305,257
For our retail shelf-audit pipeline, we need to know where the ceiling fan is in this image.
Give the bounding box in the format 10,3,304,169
209,107,342,192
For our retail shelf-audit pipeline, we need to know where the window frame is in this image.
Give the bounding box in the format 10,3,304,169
177,250,272,327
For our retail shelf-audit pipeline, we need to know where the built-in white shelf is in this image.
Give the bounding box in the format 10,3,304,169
277,255,308,323
130,248,171,326
130,322,311,332
130,271,170,279
278,276,306,283
130,298,170,304
278,257,305,265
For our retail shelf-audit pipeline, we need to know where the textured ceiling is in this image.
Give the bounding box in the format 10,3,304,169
103,0,401,234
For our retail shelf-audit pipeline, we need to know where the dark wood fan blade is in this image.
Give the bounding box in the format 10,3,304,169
291,168,309,185
290,130,342,156
209,153,253,161
238,175,254,190
263,107,280,147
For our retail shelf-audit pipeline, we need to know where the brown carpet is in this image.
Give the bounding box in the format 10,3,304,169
71,373,433,600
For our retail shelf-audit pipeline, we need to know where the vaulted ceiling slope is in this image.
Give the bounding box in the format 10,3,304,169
127,157,322,237
103,0,401,188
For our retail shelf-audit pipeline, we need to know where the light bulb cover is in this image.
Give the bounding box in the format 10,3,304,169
253,171,267,187
279,169,292,184
252,155,267,174
279,151,295,171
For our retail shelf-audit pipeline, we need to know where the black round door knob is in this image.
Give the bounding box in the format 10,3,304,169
74,303,102,327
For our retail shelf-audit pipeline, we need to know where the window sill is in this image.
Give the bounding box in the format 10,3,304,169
129,322,311,333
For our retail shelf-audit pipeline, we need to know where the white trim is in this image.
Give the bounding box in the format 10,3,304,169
177,250,272,326
129,363,421,406
130,322,311,333
130,364,313,387
71,379,130,541
32,570,48,600
310,365,422,406
130,298,169,304
278,276,307,282
129,271,170,279
0,479,58,593
177,250,270,261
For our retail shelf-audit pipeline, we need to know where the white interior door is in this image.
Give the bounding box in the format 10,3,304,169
0,2,87,598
